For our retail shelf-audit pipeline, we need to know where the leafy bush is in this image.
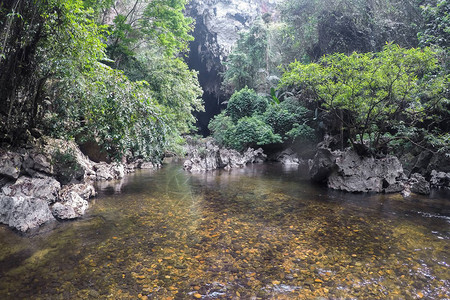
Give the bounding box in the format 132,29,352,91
226,87,268,121
209,88,315,150
228,116,282,151
46,63,170,161
286,124,316,142
208,112,234,146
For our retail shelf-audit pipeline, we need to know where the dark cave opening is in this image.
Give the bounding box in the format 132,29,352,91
186,16,226,137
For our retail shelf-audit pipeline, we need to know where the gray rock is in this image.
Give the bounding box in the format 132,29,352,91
327,150,405,193
309,148,336,183
273,148,300,165
51,191,89,219
184,139,266,172
409,173,431,195
0,151,23,179
430,170,450,190
59,182,96,201
2,175,61,204
0,196,55,232
22,151,53,176
244,147,267,164
94,162,125,181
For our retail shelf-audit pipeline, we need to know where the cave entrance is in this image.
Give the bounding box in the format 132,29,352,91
186,17,226,137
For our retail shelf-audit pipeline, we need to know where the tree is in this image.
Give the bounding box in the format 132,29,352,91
278,0,423,62
418,0,449,49
223,19,268,92
0,0,106,143
279,44,449,153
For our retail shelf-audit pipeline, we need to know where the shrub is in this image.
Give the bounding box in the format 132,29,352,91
226,87,268,121
228,116,282,151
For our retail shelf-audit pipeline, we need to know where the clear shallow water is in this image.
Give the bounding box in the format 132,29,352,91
0,162,449,299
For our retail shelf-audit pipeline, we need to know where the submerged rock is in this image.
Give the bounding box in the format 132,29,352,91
0,137,158,231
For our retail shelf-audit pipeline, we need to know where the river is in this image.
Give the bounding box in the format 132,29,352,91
0,162,449,299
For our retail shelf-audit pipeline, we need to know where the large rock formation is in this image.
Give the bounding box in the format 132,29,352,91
186,0,277,134
0,151,23,180
0,196,55,232
183,139,266,172
309,148,406,193
430,170,450,191
0,137,151,232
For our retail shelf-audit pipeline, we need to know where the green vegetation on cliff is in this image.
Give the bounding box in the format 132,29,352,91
218,0,449,155
0,0,202,161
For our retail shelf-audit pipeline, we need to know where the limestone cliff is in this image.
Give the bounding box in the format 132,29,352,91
186,0,277,134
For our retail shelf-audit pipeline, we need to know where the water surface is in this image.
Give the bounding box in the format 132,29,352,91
0,163,449,299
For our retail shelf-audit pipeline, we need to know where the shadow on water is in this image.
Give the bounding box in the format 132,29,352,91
0,162,449,299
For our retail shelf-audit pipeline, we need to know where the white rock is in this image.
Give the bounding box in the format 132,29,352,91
51,192,89,219
0,196,55,232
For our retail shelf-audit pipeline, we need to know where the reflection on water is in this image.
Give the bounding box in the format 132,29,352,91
0,163,449,299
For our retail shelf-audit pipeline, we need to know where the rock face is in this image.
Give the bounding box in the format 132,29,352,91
0,137,141,232
0,196,55,232
2,175,61,204
309,148,406,193
183,139,266,172
186,0,277,134
0,151,23,179
94,162,125,181
409,173,431,195
430,170,450,190
309,148,336,183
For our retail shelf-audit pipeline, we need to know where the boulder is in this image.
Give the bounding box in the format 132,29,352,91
0,196,55,232
183,139,266,172
22,151,53,176
0,151,23,179
1,175,61,204
243,147,267,164
94,162,125,181
51,192,89,219
430,170,450,190
273,148,300,165
409,173,431,195
309,148,336,183
42,137,96,182
327,150,405,193
59,182,96,200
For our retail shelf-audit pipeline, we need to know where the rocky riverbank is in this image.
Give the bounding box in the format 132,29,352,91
308,146,450,194
183,137,450,195
0,137,157,232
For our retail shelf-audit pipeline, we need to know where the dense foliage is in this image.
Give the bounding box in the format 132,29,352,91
280,44,449,153
218,0,448,157
209,88,315,150
0,0,203,161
